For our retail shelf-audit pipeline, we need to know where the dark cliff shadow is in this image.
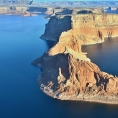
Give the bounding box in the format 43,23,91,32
57,9,73,15
40,15,72,41
46,40,55,49
37,53,70,87
27,7,47,14
77,10,93,14
94,72,108,91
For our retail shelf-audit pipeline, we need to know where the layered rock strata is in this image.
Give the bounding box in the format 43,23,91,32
36,53,118,104
41,14,118,44
32,14,118,104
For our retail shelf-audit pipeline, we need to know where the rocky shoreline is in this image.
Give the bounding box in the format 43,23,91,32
39,83,118,104
35,53,118,105
32,13,118,104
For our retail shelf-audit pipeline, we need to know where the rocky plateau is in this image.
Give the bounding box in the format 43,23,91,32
32,13,118,104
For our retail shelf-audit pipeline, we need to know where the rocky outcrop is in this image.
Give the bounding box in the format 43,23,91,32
0,6,28,15
41,14,118,45
34,53,118,104
32,13,118,104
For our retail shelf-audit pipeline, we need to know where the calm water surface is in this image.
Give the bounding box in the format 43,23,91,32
0,15,118,118
82,38,118,76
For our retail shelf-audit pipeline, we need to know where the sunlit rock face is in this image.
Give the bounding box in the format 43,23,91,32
41,14,118,44
32,13,118,104
35,53,118,104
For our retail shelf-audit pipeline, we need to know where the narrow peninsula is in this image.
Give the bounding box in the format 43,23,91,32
32,9,118,104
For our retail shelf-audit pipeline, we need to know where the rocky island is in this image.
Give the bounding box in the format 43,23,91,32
32,13,118,104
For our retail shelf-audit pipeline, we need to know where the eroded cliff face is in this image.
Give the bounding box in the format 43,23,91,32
71,14,118,44
35,53,118,104
40,15,72,41
41,14,118,44
32,13,118,104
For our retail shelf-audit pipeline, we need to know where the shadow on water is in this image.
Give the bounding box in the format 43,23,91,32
82,37,118,76
37,37,118,118
46,40,55,49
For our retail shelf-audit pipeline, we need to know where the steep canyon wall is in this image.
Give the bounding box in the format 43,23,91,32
41,14,118,44
33,14,118,104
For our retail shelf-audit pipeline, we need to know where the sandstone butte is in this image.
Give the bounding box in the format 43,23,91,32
32,13,118,104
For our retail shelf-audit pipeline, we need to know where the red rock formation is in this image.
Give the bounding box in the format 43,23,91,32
70,14,118,44
36,53,118,104
41,14,118,45
32,13,118,104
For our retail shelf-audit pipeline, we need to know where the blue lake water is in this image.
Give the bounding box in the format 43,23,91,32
82,38,118,76
0,15,118,118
